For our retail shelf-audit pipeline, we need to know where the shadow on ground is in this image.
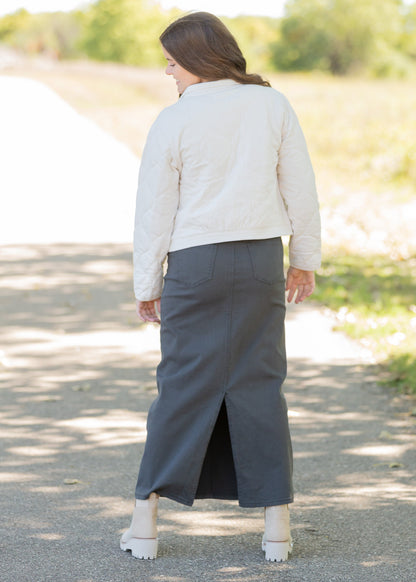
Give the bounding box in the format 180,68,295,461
0,244,415,582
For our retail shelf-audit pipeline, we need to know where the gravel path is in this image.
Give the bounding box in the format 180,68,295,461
0,77,415,582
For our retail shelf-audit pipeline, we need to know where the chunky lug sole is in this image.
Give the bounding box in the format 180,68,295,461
120,537,158,560
262,535,293,562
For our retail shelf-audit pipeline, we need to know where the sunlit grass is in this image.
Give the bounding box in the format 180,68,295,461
315,255,416,393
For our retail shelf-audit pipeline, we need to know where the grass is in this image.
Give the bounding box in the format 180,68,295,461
315,255,416,394
2,58,416,394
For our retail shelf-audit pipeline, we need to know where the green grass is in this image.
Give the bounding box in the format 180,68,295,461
315,254,416,394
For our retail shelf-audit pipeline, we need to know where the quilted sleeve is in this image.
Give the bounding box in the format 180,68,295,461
133,115,180,300
277,98,321,271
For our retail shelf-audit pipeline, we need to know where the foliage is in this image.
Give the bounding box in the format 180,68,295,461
78,0,174,66
1,0,416,76
314,255,416,394
398,3,416,70
0,10,82,58
15,11,81,58
79,2,278,71
0,8,30,42
223,15,280,73
381,353,416,394
272,0,415,76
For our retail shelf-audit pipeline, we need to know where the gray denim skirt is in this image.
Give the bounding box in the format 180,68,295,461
135,238,293,507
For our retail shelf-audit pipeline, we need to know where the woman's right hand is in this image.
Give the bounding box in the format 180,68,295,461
136,298,161,324
285,267,315,304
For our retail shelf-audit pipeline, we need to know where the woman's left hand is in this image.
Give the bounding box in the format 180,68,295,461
136,298,161,324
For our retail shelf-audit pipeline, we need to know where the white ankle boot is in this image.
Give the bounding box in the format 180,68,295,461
120,493,159,559
262,504,293,562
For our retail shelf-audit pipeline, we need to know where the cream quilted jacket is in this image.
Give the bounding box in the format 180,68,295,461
133,79,321,300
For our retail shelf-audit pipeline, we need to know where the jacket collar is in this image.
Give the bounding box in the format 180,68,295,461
181,79,239,97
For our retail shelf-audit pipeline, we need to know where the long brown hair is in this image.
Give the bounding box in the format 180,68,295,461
160,12,271,87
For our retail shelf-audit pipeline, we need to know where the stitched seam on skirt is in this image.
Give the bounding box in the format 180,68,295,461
178,244,230,505
223,243,245,501
222,243,234,391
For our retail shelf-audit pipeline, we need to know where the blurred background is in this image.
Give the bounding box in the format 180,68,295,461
1,0,415,395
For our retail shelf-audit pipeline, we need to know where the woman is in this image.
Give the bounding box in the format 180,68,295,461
121,12,320,562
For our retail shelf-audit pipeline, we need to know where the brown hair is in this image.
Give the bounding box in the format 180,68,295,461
160,12,271,87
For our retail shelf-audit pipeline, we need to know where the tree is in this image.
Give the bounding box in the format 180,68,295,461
272,0,406,75
78,0,171,66
400,2,416,61
0,10,82,58
0,9,30,42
